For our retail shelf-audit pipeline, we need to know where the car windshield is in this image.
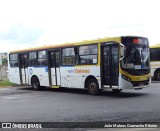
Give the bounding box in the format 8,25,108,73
122,44,149,69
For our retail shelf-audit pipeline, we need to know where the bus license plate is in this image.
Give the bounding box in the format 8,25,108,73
139,83,144,86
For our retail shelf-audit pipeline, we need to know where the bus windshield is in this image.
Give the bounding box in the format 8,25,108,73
122,44,150,69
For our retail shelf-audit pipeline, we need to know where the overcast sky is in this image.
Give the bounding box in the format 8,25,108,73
0,0,160,52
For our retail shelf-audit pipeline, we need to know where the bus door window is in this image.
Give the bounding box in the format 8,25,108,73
20,54,28,68
50,52,55,67
111,46,119,85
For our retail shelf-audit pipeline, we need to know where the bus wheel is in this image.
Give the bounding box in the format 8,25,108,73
31,77,41,91
87,79,100,95
155,70,160,81
112,89,122,93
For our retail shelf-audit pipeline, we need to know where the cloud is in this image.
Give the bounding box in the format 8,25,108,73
0,23,44,44
0,0,160,53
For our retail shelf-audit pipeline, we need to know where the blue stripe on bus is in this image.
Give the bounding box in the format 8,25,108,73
60,65,75,67
28,65,76,68
28,66,48,72
28,66,48,68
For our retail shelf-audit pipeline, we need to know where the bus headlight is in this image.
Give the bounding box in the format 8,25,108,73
122,75,131,82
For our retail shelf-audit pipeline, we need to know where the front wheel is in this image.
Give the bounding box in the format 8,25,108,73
31,77,41,91
87,79,100,95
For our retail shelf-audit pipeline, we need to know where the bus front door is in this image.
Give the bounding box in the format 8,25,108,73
101,43,119,88
50,51,61,87
19,54,28,85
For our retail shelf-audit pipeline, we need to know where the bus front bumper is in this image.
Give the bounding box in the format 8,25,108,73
119,74,151,90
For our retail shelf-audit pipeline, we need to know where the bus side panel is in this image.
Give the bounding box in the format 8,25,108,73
151,61,160,77
28,67,49,86
8,67,21,84
60,66,101,89
60,66,81,88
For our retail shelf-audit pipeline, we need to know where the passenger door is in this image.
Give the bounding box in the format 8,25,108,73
49,51,61,86
19,53,29,84
101,42,119,88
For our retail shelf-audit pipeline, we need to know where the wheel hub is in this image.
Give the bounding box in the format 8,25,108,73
90,83,96,91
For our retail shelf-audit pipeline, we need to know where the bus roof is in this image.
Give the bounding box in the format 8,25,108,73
9,36,147,53
9,36,119,53
150,44,160,48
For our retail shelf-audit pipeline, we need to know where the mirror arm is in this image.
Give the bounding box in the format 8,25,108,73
120,43,124,47
119,57,124,62
119,43,125,61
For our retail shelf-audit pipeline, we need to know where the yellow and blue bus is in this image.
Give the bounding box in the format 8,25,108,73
150,44,160,80
8,36,151,95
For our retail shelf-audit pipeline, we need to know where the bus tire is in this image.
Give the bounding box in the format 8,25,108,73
87,79,100,95
31,77,41,91
112,89,122,93
155,70,160,81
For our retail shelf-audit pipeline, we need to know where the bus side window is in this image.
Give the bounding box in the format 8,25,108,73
155,49,160,61
9,54,19,67
37,51,47,66
29,52,37,66
150,48,160,61
79,44,98,64
62,47,77,65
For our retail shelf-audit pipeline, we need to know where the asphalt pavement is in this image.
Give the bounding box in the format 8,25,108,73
0,81,160,130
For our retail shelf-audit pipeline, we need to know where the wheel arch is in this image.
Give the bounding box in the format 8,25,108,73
154,68,160,80
84,75,99,89
31,75,39,85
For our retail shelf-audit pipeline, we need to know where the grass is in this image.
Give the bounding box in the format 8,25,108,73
0,80,16,87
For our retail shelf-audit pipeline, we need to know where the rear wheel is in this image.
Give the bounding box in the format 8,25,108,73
31,77,41,91
87,79,100,95
155,70,160,81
